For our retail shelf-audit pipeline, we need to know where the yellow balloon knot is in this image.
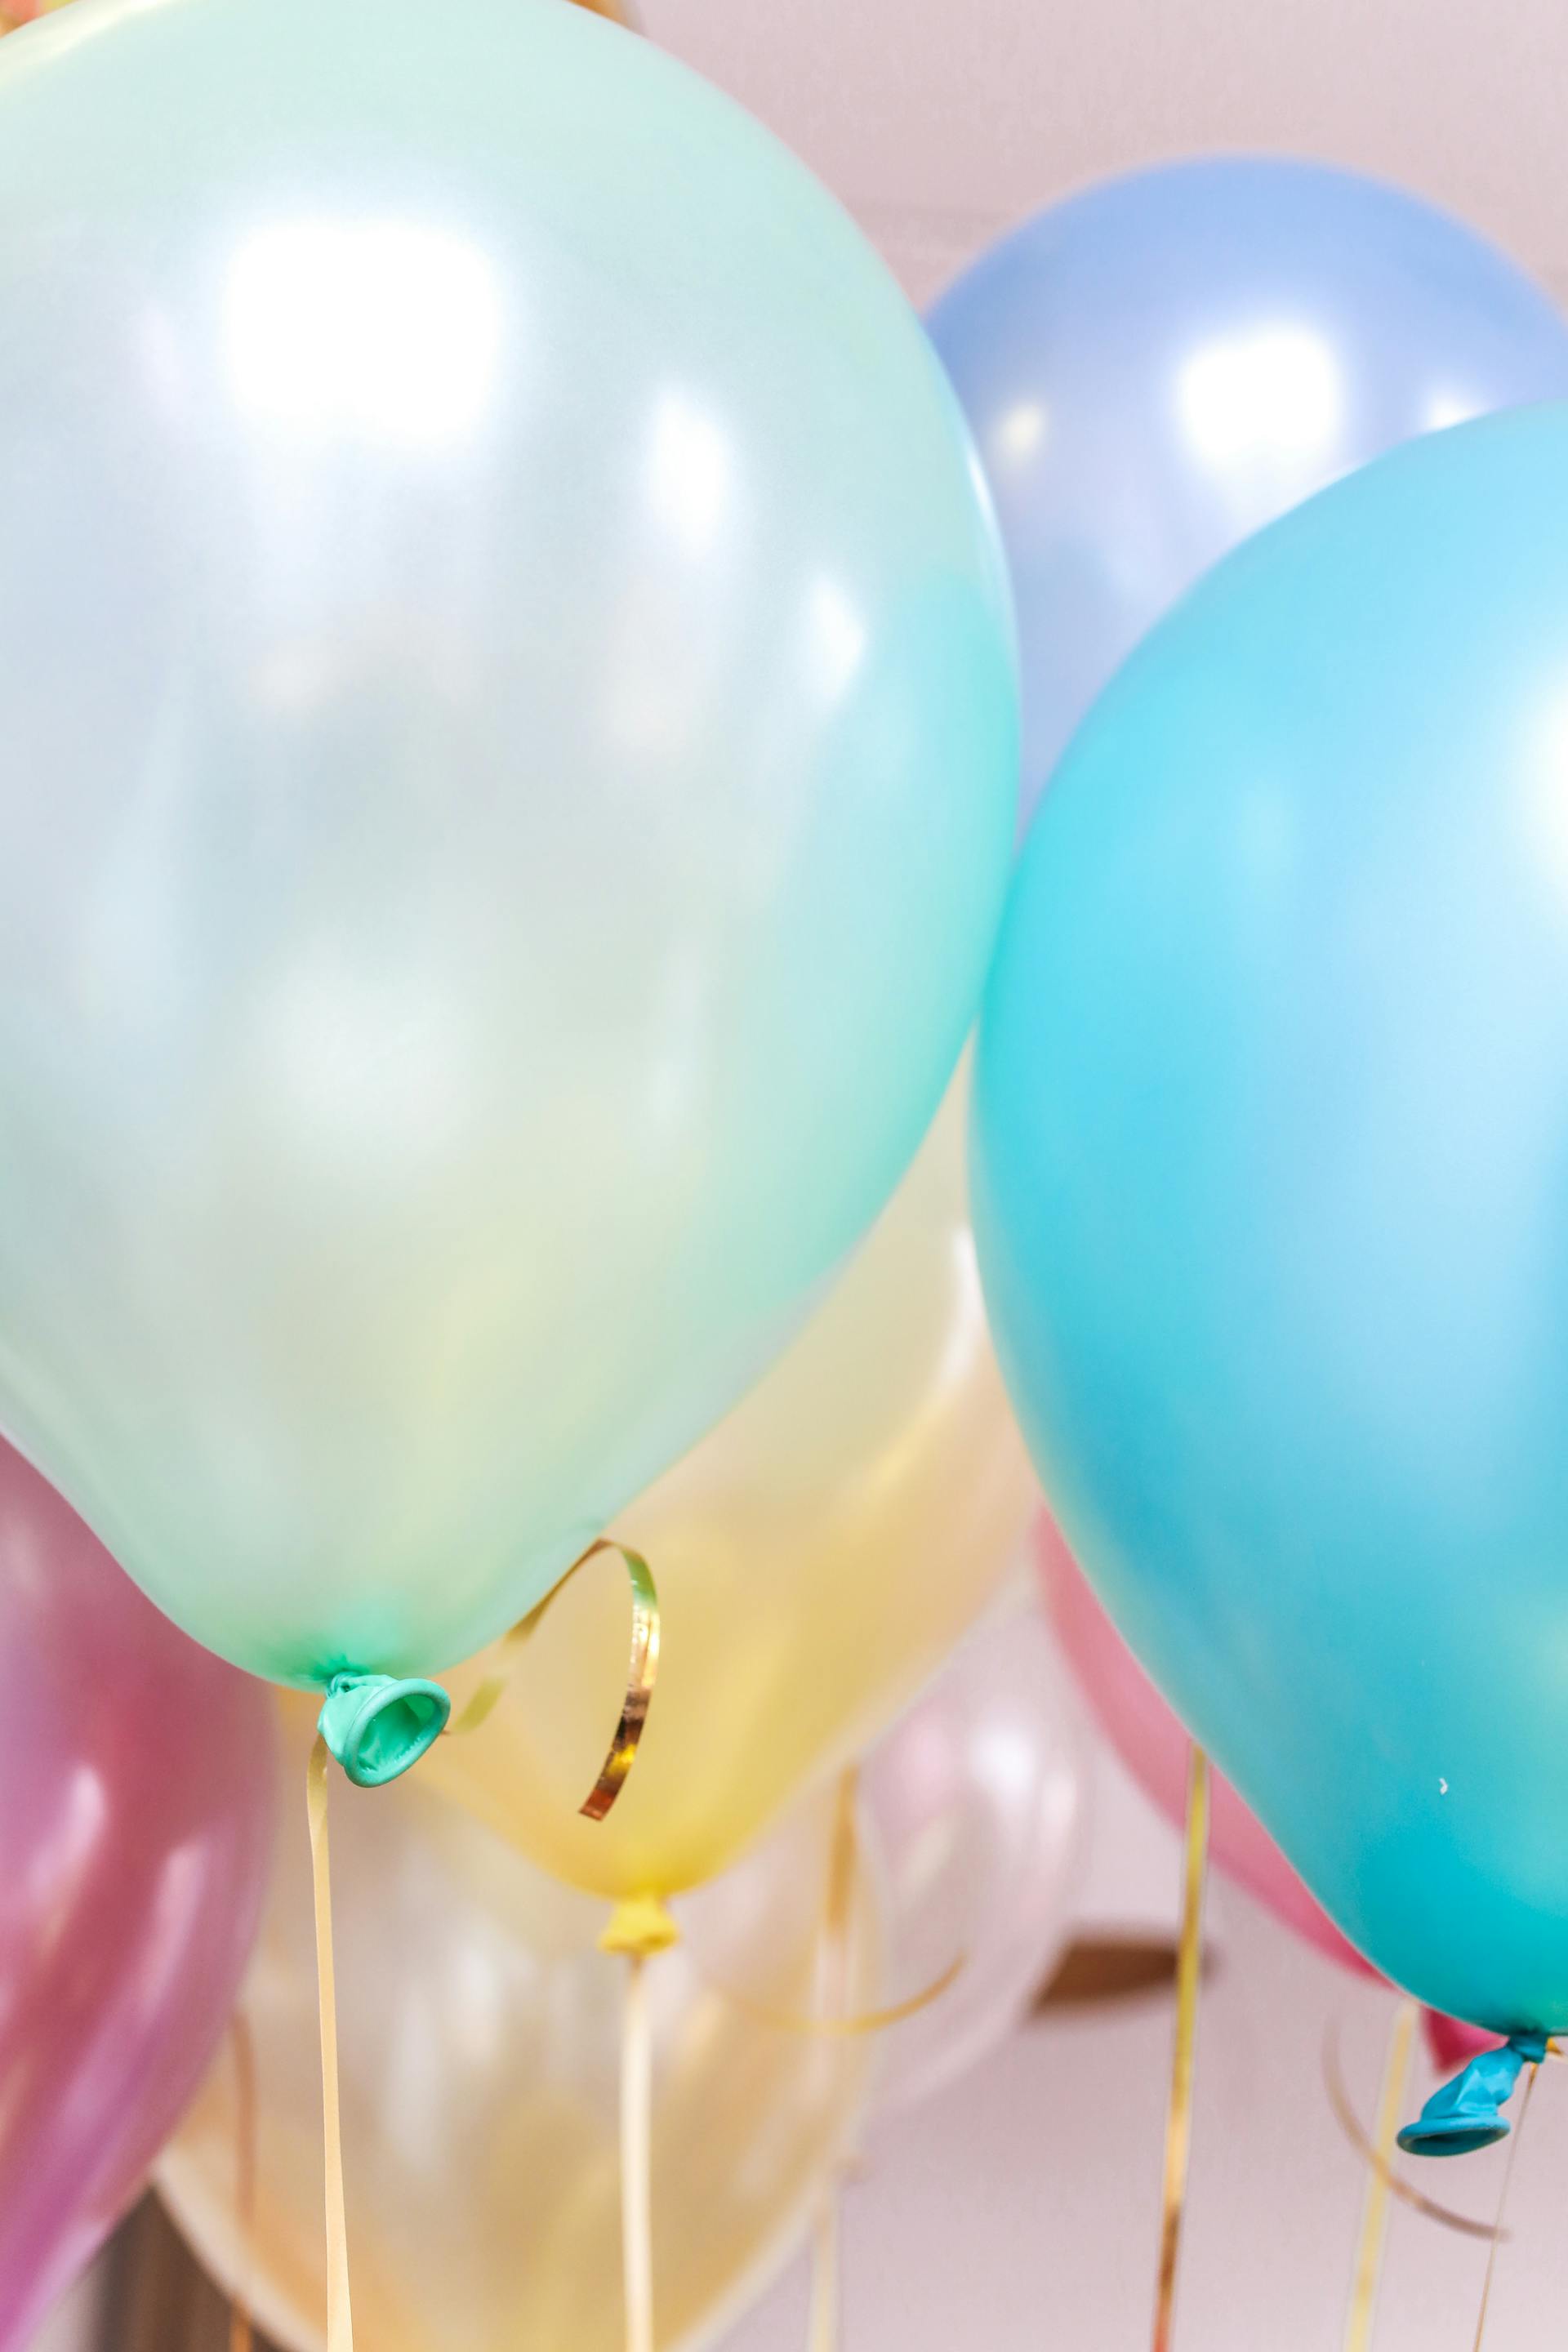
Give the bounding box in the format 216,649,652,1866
599,1894,679,1958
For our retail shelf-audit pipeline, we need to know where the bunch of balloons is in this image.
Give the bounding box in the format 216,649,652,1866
957,155,1568,2137
6,0,1568,2344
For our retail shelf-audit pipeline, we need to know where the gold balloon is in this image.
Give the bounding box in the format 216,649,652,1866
425,1066,1036,1901
158,1704,871,2352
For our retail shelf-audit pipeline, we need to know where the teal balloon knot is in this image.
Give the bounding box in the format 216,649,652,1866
316,1672,451,1788
1396,2029,1548,2158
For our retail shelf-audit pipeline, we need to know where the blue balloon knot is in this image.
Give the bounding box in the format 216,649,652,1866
1396,2029,1548,2158
316,1671,451,1788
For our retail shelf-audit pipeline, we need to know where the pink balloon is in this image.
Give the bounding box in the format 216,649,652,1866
1034,1511,1375,1980
1423,2011,1504,2074
0,1442,274,2351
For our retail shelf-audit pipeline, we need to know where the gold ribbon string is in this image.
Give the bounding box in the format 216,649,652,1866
808,2185,840,2352
715,1953,966,2038
1472,2055,1540,2352
229,2012,258,2352
1152,1746,1209,2352
620,1946,656,2352
708,1767,966,2037
447,1538,659,1821
307,1734,353,2352
1341,1999,1418,2352
807,1775,859,2352
1322,2025,1504,2243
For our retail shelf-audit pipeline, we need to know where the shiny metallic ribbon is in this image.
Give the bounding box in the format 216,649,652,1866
447,1537,661,1822
1152,1747,1209,2352
1341,1999,1418,2352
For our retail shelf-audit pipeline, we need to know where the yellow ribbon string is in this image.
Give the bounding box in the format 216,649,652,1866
229,2011,258,2352
804,1776,859,2352
1321,2024,1503,2243
1341,1998,1419,2352
710,1766,964,2036
447,1537,660,1821
1152,1745,1209,2352
620,1946,656,2352
1471,2056,1539,2352
808,2183,840,2352
307,1734,353,2352
717,1953,966,2038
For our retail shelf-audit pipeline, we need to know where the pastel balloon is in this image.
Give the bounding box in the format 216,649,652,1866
1036,1515,1370,1977
974,403,1568,2034
424,1068,1038,1900
858,1585,1087,2112
0,0,1015,1690
158,1707,872,2352
0,1441,273,2352
929,157,1568,829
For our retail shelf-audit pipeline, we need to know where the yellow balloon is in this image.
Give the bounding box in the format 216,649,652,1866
158,1704,871,2352
424,1065,1036,1900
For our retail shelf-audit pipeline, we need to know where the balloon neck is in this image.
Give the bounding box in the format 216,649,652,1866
1396,2029,1548,2157
599,1893,680,1958
317,1672,451,1788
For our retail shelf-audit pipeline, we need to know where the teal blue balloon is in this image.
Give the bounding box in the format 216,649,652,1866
974,403,1568,2034
0,0,1016,1694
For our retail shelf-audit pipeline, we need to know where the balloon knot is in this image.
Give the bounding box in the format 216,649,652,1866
317,1672,451,1788
599,1893,680,1958
1397,2029,1548,2158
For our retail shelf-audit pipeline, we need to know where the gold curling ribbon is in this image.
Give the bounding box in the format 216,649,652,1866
1341,1999,1418,2352
447,1538,659,1822
452,1539,660,2352
1471,2054,1540,2352
307,1734,353,2352
1323,2025,1505,2243
1152,1746,1209,2352
229,2012,258,2352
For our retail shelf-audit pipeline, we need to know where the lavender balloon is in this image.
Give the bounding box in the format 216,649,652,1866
929,157,1568,830
0,1444,273,2352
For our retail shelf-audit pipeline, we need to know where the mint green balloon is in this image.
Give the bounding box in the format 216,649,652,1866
0,0,1015,1690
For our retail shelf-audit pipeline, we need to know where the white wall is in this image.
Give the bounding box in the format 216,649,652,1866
646,0,1568,306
